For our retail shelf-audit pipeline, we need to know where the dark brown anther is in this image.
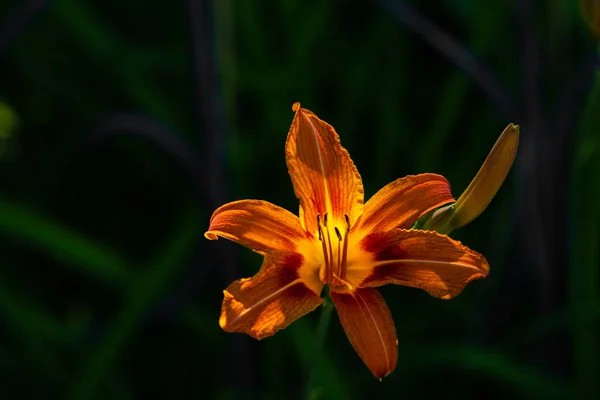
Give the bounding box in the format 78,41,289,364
323,212,329,227
334,227,342,242
316,214,322,241
344,214,350,232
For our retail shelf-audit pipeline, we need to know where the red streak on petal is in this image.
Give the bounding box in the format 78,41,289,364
280,252,304,270
272,252,305,285
361,232,408,261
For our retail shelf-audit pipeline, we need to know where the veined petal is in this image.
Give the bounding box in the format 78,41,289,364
205,200,308,255
330,288,398,379
219,251,323,340
286,103,364,234
356,174,454,233
452,124,519,230
353,230,489,299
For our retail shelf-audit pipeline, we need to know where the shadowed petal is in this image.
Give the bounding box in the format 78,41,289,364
205,200,308,254
286,103,364,234
354,230,489,299
330,288,398,379
219,251,323,340
356,174,454,234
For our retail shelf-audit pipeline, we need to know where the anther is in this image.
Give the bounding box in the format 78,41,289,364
316,214,322,241
334,227,342,242
344,214,350,231
323,212,328,227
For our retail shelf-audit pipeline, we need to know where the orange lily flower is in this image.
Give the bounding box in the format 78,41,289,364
205,103,490,379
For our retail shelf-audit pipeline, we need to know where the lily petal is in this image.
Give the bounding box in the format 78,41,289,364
356,174,454,233
286,103,364,234
205,200,308,254
452,124,519,230
219,251,323,340
355,230,489,299
330,288,398,379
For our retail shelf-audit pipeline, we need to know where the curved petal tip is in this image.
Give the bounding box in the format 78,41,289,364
204,231,218,240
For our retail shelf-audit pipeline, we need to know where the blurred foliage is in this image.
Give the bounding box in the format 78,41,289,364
581,0,600,40
0,0,599,399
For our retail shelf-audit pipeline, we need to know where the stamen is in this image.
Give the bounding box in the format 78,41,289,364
316,212,352,285
334,227,342,277
325,222,334,282
340,214,350,279
317,214,330,281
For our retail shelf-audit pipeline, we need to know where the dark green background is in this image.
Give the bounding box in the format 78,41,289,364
1,0,599,399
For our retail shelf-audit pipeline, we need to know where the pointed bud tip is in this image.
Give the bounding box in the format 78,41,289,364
504,124,520,142
292,102,301,112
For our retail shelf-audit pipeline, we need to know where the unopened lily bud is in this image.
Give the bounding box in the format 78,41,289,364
419,203,455,234
417,124,519,234
452,123,519,230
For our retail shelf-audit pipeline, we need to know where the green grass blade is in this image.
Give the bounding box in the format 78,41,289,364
0,199,132,285
68,208,202,400
426,346,570,399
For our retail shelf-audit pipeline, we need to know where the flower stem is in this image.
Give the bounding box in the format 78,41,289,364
304,287,334,400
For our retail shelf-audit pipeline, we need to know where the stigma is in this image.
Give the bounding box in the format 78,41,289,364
317,212,350,286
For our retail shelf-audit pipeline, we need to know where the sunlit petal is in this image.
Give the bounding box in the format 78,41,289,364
286,103,364,234
351,229,489,299
205,200,308,254
356,174,454,233
219,251,324,340
330,288,398,379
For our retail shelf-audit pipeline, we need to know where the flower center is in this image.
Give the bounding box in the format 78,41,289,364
316,212,350,286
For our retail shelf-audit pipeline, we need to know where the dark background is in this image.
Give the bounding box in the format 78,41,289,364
1,0,599,399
